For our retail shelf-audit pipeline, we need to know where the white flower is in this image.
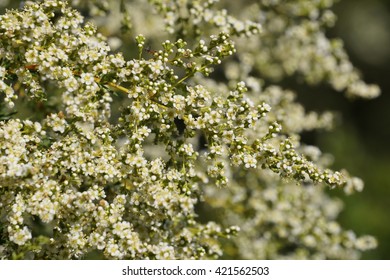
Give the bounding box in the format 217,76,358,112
64,76,79,92
172,95,186,110
213,12,227,27
0,66,6,78
243,154,257,168
149,60,164,75
47,113,67,133
180,143,194,156
10,226,32,245
80,72,95,85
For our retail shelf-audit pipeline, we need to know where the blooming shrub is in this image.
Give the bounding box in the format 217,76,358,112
0,0,378,259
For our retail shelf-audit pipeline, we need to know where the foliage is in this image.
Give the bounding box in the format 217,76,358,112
0,0,378,259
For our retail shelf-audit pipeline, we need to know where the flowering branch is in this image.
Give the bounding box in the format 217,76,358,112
0,0,377,260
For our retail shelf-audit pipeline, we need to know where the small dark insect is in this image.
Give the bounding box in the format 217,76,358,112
174,117,185,135
145,46,157,55
25,64,38,71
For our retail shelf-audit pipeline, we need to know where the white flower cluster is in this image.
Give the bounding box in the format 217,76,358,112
0,0,377,259
203,176,377,259
231,0,380,99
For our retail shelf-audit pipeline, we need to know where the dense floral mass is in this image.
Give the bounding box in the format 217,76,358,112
0,0,377,259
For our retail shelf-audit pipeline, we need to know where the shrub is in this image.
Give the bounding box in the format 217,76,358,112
0,0,378,259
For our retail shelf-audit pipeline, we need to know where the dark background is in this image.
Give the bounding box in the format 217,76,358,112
295,0,390,259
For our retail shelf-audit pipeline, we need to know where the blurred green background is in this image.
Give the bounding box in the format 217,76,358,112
330,0,390,260
294,0,390,259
